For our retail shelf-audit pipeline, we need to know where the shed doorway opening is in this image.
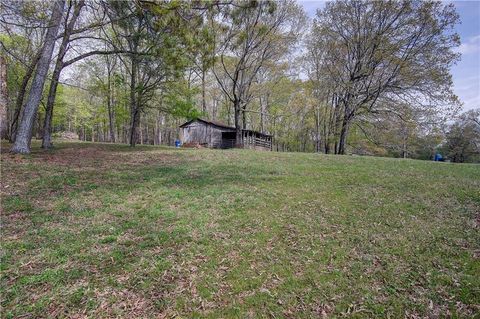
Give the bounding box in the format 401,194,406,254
221,131,236,149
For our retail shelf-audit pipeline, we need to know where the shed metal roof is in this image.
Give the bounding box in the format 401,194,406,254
179,118,272,137
179,118,235,130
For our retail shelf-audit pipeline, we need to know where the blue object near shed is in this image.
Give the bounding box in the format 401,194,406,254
175,140,181,148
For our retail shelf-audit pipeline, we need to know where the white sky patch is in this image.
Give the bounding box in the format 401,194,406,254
456,34,480,55
453,74,480,111
297,0,326,17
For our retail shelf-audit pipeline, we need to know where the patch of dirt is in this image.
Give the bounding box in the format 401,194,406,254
182,142,206,149
41,147,115,167
2,144,183,171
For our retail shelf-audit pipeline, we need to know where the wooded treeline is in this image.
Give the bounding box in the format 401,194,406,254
1,0,478,162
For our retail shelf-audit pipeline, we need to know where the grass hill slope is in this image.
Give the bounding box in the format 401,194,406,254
1,142,479,318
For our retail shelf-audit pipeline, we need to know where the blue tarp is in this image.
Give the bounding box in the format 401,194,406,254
434,153,443,161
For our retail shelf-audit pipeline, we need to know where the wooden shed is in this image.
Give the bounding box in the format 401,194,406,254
179,118,272,150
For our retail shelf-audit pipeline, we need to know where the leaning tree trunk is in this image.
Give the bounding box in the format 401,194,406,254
9,52,41,142
41,63,62,149
10,0,65,154
42,0,84,149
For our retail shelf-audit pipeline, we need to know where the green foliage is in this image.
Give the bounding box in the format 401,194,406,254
307,0,461,154
443,109,480,163
0,34,30,105
163,81,202,119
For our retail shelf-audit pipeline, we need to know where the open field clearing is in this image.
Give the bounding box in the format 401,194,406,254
1,141,479,318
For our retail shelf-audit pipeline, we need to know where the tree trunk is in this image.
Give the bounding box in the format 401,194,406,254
42,1,84,149
123,121,127,144
324,106,331,154
234,101,242,147
337,113,350,155
36,113,42,139
0,56,7,139
259,96,264,133
201,69,206,113
106,55,116,143
145,123,149,144
41,67,60,149
242,107,247,130
11,0,65,154
155,111,160,145
129,56,138,147
107,79,116,142
9,52,42,142
226,96,231,126
130,109,139,147
315,106,320,153
139,117,143,145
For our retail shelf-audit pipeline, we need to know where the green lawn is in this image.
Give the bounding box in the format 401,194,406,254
1,141,479,318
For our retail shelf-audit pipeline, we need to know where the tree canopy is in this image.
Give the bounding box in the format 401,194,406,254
1,0,472,161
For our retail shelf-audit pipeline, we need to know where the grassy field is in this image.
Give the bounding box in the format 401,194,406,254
1,141,479,318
